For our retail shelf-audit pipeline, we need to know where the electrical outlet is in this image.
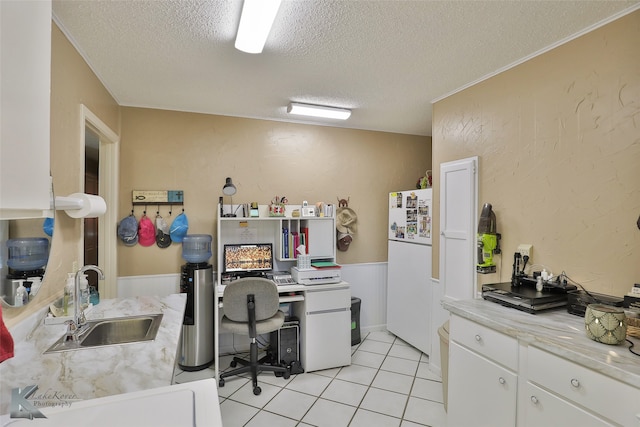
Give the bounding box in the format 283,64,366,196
518,244,532,258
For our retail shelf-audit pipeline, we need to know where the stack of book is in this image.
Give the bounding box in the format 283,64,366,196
281,227,310,258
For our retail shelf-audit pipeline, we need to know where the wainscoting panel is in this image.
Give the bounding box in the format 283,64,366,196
340,262,388,335
116,274,180,298
117,263,390,337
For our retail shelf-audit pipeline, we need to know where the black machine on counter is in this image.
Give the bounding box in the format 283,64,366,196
482,281,572,314
484,250,629,316
566,290,624,317
482,251,577,313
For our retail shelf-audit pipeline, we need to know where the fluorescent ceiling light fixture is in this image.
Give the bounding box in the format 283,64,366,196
287,102,352,120
235,0,282,54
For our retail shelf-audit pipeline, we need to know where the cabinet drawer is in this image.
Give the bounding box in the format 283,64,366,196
304,310,351,372
448,341,517,427
305,287,350,312
528,346,639,427
450,314,518,370
524,382,615,427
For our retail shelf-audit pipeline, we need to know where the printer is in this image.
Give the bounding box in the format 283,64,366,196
291,267,341,285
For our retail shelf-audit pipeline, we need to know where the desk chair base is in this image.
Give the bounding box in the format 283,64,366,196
218,340,290,395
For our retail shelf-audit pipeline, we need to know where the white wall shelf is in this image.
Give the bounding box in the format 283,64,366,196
216,203,336,286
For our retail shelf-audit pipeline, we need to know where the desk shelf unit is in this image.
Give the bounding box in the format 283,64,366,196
214,203,351,380
216,203,336,286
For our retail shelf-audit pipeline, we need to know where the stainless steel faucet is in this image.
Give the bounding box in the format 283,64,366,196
74,265,104,328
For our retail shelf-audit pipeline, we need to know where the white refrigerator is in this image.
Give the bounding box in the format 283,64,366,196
386,188,432,355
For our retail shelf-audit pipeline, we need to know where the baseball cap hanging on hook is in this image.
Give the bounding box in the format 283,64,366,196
155,213,171,248
170,211,189,243
138,213,156,247
117,212,138,246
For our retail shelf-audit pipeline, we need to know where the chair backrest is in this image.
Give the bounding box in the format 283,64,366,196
223,277,280,322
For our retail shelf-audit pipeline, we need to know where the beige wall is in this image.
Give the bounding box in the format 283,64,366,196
118,108,431,276
4,24,120,326
432,11,640,297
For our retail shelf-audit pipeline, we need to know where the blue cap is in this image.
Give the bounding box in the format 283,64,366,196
117,214,138,246
170,213,189,243
43,217,54,237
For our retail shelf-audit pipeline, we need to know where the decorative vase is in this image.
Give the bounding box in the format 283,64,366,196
585,304,627,345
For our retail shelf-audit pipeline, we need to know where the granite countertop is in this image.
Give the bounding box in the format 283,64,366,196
443,298,640,389
0,294,186,415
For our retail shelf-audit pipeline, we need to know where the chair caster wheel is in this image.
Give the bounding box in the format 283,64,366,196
283,370,291,380
253,386,261,395
230,360,237,368
219,378,225,387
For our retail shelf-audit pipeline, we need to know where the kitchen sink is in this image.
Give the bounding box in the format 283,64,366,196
44,313,163,353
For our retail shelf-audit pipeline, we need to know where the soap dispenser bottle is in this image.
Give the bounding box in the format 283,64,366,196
79,274,89,309
28,277,42,300
14,280,27,307
63,273,75,316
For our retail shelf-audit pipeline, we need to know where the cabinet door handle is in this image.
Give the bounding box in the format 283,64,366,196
498,377,506,385
570,378,580,388
475,334,482,342
530,396,539,405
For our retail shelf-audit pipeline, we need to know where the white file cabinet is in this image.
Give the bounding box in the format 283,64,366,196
300,285,351,372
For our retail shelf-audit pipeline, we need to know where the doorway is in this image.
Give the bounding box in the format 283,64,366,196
81,105,119,298
84,127,100,288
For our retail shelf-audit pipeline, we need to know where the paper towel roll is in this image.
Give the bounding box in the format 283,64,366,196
64,193,107,218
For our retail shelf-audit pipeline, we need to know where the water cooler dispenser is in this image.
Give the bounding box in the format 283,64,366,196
178,235,214,371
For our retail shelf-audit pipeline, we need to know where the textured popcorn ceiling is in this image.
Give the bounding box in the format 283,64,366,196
52,0,640,136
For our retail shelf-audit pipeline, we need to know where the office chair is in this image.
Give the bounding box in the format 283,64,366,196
218,277,290,395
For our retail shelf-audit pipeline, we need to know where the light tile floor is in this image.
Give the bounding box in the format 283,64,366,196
173,330,447,427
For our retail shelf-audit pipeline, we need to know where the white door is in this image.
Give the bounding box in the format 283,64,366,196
439,157,478,301
386,240,432,354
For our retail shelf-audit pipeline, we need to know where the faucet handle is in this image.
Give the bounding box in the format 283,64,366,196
64,320,79,342
77,309,87,327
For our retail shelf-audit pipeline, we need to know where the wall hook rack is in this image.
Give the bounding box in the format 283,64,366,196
132,190,184,206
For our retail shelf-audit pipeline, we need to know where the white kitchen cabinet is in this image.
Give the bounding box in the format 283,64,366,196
445,306,640,427
524,382,615,427
449,313,518,370
300,286,351,372
526,346,640,427
448,314,518,427
0,0,51,219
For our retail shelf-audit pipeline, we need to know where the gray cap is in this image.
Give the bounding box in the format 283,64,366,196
117,214,138,246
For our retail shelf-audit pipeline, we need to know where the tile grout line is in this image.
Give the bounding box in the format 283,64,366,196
344,333,402,426
215,331,440,426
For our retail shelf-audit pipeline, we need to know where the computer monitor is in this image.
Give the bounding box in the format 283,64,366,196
223,243,273,274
